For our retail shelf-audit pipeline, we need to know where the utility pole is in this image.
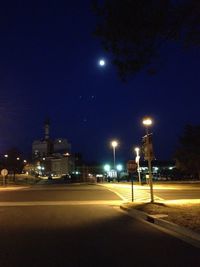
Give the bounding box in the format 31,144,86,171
146,133,154,203
142,117,154,203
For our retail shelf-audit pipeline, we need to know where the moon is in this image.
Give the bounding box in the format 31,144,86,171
98,59,106,67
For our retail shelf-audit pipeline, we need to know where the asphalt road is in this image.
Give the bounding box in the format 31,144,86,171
0,181,199,266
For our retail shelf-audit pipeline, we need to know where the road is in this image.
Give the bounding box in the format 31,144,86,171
0,180,199,266
101,182,200,202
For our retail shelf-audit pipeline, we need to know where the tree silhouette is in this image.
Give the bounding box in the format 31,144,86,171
175,125,200,179
93,0,200,79
2,148,24,174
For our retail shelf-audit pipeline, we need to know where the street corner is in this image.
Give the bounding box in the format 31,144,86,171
120,202,200,249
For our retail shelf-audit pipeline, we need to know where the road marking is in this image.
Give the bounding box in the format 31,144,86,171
164,199,200,204
99,184,164,202
103,187,127,201
0,200,123,207
0,186,29,191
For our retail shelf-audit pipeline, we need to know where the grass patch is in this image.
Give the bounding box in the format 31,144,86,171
125,202,200,233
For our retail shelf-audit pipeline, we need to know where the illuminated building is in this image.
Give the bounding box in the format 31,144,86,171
32,120,73,176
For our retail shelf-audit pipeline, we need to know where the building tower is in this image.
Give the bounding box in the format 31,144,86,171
44,118,50,140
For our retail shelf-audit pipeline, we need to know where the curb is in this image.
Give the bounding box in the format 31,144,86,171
120,205,200,249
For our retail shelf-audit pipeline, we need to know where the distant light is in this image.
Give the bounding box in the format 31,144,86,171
135,147,140,153
116,164,123,171
23,160,27,163
111,140,118,148
4,154,8,158
104,164,111,172
142,117,153,126
16,157,20,161
99,59,106,66
96,174,103,178
59,140,62,143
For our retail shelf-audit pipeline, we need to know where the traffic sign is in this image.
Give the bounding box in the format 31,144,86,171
127,160,137,173
1,169,8,176
142,134,154,161
1,169,8,186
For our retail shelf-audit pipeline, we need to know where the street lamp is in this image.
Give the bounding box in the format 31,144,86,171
111,140,118,169
142,117,152,133
116,164,123,171
142,117,154,203
104,164,111,172
134,147,141,185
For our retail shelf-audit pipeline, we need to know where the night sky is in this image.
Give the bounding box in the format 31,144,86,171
0,0,199,164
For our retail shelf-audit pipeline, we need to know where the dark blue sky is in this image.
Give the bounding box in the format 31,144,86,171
0,0,199,164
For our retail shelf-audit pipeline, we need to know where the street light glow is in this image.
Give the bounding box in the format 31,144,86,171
104,164,111,172
111,140,118,148
142,117,153,126
116,164,123,171
135,147,140,153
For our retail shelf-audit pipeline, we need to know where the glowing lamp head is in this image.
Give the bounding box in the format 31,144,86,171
116,164,123,171
142,117,153,126
135,147,140,153
111,140,118,148
104,164,111,172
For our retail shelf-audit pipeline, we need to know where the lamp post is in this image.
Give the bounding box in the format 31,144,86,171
111,140,118,169
142,117,154,203
4,154,8,169
135,147,141,185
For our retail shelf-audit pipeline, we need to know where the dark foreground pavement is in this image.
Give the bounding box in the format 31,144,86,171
0,182,199,266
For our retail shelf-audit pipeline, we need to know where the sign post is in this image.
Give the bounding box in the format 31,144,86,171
131,176,134,202
127,160,137,202
1,169,8,186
